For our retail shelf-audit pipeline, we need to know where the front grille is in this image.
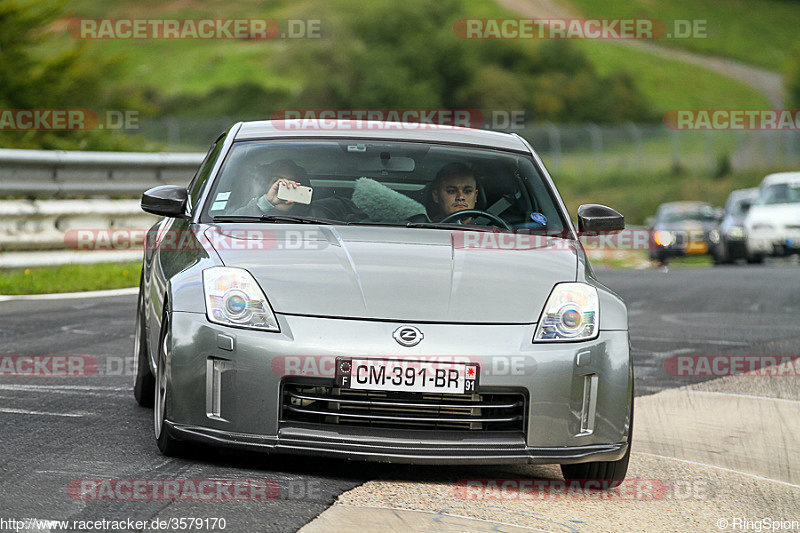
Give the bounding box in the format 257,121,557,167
281,382,526,432
688,230,706,243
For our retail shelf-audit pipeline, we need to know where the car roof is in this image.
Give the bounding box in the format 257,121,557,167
657,201,712,211
727,187,759,200
761,172,800,186
233,120,531,152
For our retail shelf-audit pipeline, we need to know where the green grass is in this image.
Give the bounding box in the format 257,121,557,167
559,0,800,71
464,0,770,113
573,40,770,111
0,262,141,295
55,0,771,112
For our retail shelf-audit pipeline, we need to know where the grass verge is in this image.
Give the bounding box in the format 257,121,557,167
0,262,141,295
558,0,800,71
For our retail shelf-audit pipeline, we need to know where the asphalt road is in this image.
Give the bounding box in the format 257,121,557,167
0,264,798,532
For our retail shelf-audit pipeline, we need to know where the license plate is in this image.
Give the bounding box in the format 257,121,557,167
686,242,708,254
335,358,479,394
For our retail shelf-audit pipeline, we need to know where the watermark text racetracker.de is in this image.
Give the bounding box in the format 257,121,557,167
0,110,139,131
65,228,654,252
454,18,707,40
67,478,321,501
64,228,329,252
454,478,716,501
68,18,322,40
0,355,97,377
269,109,527,130
665,109,800,130
665,355,800,378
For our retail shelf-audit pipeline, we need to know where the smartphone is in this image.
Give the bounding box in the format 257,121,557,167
277,182,313,205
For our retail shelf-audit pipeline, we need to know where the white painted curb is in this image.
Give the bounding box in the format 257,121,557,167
0,286,138,301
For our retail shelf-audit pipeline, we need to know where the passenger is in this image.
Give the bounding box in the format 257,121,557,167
234,158,367,221
235,159,308,215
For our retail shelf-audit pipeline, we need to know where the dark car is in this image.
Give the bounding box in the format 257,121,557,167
712,188,759,264
648,202,721,264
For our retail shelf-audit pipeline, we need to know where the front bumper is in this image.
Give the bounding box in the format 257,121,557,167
164,311,632,464
164,420,628,464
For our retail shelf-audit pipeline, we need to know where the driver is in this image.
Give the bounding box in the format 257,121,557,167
430,162,478,222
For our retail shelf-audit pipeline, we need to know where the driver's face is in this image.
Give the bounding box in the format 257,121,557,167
433,174,478,217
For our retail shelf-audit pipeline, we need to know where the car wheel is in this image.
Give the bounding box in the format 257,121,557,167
154,311,186,456
133,274,155,407
746,253,764,264
560,390,633,490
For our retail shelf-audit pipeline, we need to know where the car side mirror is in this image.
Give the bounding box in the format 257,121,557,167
740,200,752,213
577,204,625,233
142,185,189,218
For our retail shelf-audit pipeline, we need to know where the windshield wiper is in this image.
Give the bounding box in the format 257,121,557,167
405,222,494,232
259,215,337,225
212,214,336,225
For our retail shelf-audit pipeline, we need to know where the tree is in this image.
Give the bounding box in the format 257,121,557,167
0,0,148,149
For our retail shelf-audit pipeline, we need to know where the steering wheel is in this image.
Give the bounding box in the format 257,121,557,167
439,209,512,230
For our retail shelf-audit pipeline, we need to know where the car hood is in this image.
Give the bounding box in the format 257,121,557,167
205,225,578,323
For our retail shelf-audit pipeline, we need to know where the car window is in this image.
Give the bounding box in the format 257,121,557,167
760,183,800,205
187,133,227,211
659,205,716,223
200,140,567,233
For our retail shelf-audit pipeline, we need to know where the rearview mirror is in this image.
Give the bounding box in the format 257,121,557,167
577,204,625,233
740,199,752,212
141,185,189,218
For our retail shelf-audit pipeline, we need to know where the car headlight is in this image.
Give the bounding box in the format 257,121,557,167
653,230,674,247
203,267,279,331
534,283,599,342
708,229,720,244
727,226,745,239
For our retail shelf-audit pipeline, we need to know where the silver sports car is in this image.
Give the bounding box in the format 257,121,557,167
134,120,632,487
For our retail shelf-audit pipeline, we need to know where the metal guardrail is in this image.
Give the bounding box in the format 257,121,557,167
0,148,205,197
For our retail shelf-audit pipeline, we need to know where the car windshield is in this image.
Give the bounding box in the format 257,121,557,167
201,140,567,233
728,196,753,216
760,183,800,205
659,205,716,223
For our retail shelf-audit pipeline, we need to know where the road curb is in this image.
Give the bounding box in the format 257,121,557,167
0,286,138,301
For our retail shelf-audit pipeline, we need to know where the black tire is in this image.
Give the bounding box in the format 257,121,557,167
133,274,155,407
746,253,764,264
154,310,188,456
712,244,728,265
560,391,633,490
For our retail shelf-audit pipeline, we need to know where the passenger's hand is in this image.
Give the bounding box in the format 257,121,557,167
264,179,300,206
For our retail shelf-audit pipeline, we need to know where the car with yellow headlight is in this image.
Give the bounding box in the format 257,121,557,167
648,201,722,264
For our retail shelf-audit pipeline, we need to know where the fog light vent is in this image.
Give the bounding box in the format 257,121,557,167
580,374,598,435
206,358,231,420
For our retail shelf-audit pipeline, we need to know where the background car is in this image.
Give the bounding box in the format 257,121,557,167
134,120,633,487
712,188,759,264
648,201,722,264
745,172,800,262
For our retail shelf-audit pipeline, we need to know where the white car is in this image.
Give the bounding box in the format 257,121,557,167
745,172,800,262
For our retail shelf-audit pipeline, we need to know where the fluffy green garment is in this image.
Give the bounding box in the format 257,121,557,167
350,177,427,221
